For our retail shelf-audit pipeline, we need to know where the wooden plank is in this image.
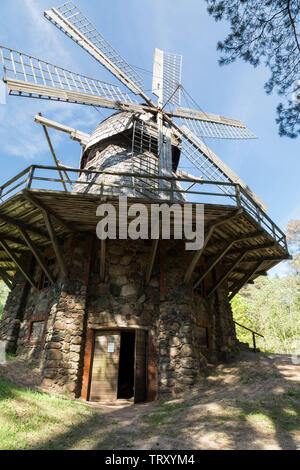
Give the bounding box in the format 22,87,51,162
42,210,68,277
145,240,159,284
19,228,55,286
0,238,37,289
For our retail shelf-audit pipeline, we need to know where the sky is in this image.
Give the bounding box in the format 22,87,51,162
0,0,299,276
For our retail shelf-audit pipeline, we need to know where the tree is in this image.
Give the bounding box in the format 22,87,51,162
286,219,300,273
232,276,300,353
205,0,300,138
0,281,8,321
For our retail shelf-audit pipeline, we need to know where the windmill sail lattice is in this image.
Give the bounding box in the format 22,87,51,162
152,48,182,107
0,1,263,209
44,1,153,104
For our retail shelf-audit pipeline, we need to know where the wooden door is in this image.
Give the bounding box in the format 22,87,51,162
89,331,121,402
134,329,147,403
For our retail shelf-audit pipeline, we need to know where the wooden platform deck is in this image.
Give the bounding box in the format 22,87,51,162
0,165,290,296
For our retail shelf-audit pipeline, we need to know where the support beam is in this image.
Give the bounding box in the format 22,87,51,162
0,238,37,290
22,190,75,233
228,242,276,256
0,212,50,242
193,240,234,289
0,267,14,290
19,228,55,287
206,251,248,298
100,239,106,282
184,209,243,285
38,113,68,192
146,239,159,284
34,114,90,146
228,261,264,300
42,210,68,277
193,231,265,289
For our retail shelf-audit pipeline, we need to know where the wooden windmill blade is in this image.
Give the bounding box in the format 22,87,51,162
0,46,152,114
168,107,257,140
165,117,266,210
152,48,183,108
44,1,155,106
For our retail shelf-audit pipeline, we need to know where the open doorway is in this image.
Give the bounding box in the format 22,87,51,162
117,331,135,399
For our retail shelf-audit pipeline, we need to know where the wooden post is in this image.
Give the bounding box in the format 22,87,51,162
146,239,159,284
252,332,256,353
19,228,55,286
38,113,68,192
42,210,68,277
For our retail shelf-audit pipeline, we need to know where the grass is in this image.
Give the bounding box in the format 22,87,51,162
0,354,299,450
0,377,94,450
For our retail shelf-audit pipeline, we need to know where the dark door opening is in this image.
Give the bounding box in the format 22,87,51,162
117,331,135,399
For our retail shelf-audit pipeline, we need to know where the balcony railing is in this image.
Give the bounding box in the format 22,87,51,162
0,164,288,251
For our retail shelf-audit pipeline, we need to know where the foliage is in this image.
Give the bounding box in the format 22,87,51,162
286,219,300,273
232,276,300,353
0,282,8,321
205,0,300,138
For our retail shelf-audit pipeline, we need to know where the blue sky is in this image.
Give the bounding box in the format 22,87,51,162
0,0,299,276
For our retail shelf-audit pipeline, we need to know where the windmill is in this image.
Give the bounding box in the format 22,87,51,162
0,0,265,209
0,1,290,403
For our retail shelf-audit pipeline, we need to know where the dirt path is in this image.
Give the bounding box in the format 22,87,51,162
1,351,299,450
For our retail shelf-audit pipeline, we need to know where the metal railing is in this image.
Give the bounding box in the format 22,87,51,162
0,164,288,251
234,320,264,353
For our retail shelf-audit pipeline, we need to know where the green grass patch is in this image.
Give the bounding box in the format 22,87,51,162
0,376,94,450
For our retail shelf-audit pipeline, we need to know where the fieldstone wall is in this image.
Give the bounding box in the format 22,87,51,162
0,255,32,354
0,233,238,400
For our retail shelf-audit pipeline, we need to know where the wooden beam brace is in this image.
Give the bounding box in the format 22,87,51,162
19,228,55,287
0,238,37,290
184,209,243,285
233,268,267,276
22,190,75,233
42,210,68,277
193,231,266,289
146,239,159,285
100,239,106,282
228,261,264,300
0,267,14,290
206,251,248,298
0,212,50,242
38,113,69,192
193,240,234,289
228,242,276,256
